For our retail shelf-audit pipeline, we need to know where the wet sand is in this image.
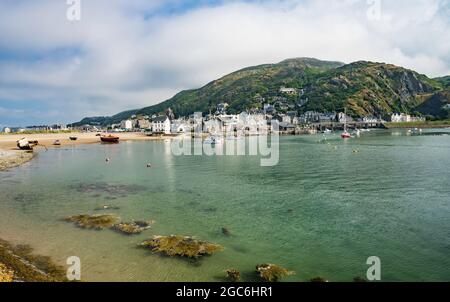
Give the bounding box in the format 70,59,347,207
0,150,34,171
0,132,174,171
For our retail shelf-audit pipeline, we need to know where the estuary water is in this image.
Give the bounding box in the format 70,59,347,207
0,129,449,281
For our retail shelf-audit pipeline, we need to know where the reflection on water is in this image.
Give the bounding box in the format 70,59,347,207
0,129,450,281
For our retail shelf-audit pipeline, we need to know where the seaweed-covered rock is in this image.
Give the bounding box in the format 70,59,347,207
0,239,66,282
310,276,329,282
64,214,118,230
140,235,223,258
255,264,295,282
226,269,241,282
0,263,14,282
112,221,152,235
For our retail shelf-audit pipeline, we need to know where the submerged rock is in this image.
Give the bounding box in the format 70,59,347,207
140,235,223,258
226,269,241,282
202,207,217,213
255,264,295,282
64,214,119,230
221,228,231,236
112,221,152,235
70,182,146,198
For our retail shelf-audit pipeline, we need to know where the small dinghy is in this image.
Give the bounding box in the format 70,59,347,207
69,136,78,141
17,138,38,150
100,135,120,143
53,140,61,146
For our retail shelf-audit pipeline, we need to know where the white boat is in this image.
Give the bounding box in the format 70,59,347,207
17,138,38,150
323,129,332,134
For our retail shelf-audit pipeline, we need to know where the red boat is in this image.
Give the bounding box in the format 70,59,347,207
100,135,120,143
341,108,351,139
341,131,351,139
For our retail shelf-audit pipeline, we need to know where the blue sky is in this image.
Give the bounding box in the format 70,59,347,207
0,0,449,127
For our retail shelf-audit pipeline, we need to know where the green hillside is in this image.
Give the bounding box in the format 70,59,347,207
135,58,344,116
302,61,441,117
434,76,450,89
71,58,449,126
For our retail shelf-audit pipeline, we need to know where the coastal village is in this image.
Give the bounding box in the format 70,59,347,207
1,87,426,136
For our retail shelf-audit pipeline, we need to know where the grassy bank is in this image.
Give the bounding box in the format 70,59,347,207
384,120,450,129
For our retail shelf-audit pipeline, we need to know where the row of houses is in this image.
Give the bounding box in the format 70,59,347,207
390,113,426,123
114,109,427,135
1,124,68,133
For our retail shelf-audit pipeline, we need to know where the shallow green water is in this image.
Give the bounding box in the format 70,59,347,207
1,129,449,281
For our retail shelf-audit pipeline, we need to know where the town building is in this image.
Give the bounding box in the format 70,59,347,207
263,104,276,115
136,119,151,129
279,87,298,95
216,103,229,115
171,119,189,133
338,112,353,123
152,116,171,134
390,113,425,123
120,120,133,130
362,116,381,123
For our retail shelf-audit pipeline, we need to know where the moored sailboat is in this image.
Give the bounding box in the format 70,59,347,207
341,110,351,139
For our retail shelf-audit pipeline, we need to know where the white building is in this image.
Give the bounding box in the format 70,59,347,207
279,87,298,95
171,119,189,133
3,127,11,133
362,116,380,123
204,119,222,134
120,119,133,130
390,113,425,123
338,112,353,123
152,116,171,134
217,114,239,133
391,113,409,123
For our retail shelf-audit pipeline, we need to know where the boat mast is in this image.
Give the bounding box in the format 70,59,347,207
343,108,347,132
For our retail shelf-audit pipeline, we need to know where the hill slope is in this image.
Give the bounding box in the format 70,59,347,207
71,58,448,126
302,61,440,116
134,57,344,117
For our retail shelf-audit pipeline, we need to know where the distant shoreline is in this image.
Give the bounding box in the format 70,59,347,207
0,132,174,171
383,120,450,129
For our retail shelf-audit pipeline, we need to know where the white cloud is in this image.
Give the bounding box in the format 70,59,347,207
0,0,449,125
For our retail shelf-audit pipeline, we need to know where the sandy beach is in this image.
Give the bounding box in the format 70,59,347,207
0,132,173,171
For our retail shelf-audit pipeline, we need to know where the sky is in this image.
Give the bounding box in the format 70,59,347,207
0,0,449,127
